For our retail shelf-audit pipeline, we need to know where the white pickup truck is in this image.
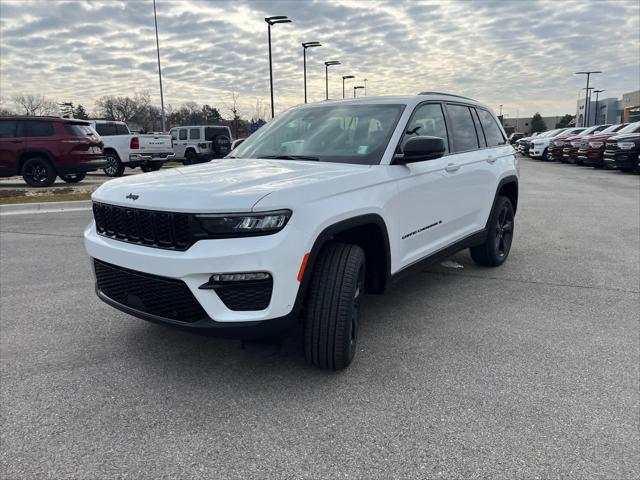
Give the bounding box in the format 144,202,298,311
89,120,174,177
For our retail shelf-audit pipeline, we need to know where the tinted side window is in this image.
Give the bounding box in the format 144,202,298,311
205,127,229,140
24,121,54,137
115,124,129,135
445,104,479,152
95,123,118,136
0,121,17,138
471,108,487,148
170,130,177,140
189,128,200,140
476,109,506,147
179,129,187,140
403,103,449,154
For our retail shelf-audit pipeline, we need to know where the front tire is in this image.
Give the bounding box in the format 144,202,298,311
304,242,366,370
22,157,56,187
541,148,548,161
59,172,86,183
470,195,514,267
103,151,124,177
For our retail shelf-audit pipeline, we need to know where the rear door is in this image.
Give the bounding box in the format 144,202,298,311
442,103,487,236
473,107,512,227
0,120,21,174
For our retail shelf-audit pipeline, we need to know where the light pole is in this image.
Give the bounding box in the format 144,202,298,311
583,87,593,126
265,15,292,118
324,61,340,100
302,42,321,104
593,89,604,125
342,75,355,99
353,85,364,98
363,78,368,96
153,0,166,132
575,71,601,127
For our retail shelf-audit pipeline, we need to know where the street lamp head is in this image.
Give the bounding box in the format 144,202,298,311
302,41,322,48
342,75,355,80
265,15,291,25
325,60,341,66
354,86,365,90
574,71,602,75
594,89,605,93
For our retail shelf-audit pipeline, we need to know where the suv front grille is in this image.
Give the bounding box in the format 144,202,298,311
93,202,191,250
94,259,206,323
605,141,618,152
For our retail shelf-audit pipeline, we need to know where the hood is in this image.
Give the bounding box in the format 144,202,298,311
609,133,640,142
91,158,370,213
582,132,619,141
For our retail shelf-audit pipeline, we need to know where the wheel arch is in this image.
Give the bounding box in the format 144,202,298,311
103,147,121,160
296,214,392,314
489,176,519,228
18,150,57,173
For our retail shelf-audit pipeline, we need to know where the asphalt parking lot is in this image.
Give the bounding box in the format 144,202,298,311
1,156,638,479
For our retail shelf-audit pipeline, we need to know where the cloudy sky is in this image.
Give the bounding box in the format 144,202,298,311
0,0,638,119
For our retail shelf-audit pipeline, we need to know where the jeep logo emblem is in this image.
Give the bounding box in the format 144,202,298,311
126,193,139,200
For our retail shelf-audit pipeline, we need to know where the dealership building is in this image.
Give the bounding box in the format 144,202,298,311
575,89,640,127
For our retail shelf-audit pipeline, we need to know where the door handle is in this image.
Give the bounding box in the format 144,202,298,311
445,163,460,173
10,140,21,143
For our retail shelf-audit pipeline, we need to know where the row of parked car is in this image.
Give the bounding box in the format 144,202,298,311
513,121,640,172
0,116,234,187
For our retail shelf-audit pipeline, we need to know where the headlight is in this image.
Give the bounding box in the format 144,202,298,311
589,141,603,148
194,209,291,237
571,141,581,147
618,142,635,150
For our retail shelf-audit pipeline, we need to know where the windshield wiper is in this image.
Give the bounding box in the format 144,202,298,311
261,154,320,161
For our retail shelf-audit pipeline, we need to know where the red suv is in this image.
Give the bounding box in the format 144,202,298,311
576,123,629,167
0,116,106,187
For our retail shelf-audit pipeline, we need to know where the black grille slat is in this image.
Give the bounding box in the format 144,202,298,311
93,202,192,251
94,259,206,323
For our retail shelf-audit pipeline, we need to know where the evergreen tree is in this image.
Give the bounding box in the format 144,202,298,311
530,113,547,133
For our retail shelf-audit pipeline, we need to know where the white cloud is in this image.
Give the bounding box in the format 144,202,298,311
0,0,638,118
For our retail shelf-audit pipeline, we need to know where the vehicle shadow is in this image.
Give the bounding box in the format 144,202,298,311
119,260,465,384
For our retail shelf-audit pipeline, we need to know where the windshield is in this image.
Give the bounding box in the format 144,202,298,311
230,104,405,165
579,125,604,136
600,124,624,134
617,121,640,134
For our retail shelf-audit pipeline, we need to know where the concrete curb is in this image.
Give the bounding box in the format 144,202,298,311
0,200,92,216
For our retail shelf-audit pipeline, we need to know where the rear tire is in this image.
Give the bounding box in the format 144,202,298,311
22,157,56,187
470,195,514,267
140,162,162,172
59,172,86,183
183,150,197,165
103,151,124,177
304,242,366,370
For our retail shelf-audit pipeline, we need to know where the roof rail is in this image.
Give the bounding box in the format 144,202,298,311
418,91,477,102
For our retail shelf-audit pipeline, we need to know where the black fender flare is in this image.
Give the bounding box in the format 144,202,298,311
485,175,519,230
291,214,392,317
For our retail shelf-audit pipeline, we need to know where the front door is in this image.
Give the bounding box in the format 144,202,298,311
0,120,22,175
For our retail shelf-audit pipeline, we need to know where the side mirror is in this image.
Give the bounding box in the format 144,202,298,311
394,136,446,164
231,138,246,150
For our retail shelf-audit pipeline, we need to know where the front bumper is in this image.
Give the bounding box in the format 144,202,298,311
604,151,640,170
577,149,604,166
84,221,311,328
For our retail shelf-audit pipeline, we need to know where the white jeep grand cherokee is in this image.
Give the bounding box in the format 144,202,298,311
85,92,519,370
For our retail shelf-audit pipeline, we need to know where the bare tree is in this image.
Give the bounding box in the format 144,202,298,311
12,94,59,116
224,92,241,137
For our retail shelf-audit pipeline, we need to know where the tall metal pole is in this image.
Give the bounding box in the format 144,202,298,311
303,47,307,104
325,64,329,100
153,0,165,132
363,78,367,96
593,89,604,125
585,75,591,126
268,23,274,118
343,77,345,99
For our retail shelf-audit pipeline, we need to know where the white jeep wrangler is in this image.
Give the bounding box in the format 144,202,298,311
85,93,519,370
